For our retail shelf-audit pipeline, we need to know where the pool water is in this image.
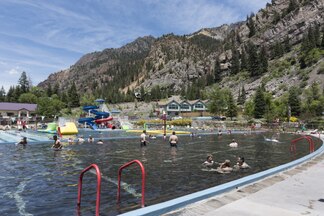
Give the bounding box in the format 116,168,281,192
0,132,320,216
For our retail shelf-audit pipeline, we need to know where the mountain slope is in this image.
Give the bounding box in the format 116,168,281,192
38,0,324,102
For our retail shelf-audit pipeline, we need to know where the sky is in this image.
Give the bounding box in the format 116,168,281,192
0,0,271,91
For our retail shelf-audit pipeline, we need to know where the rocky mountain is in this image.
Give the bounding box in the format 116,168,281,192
38,0,324,102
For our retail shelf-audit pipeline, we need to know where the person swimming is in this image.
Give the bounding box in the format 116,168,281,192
77,136,85,143
229,139,238,148
169,131,178,147
219,159,233,172
88,135,94,143
149,134,156,139
236,156,250,169
17,137,27,145
202,155,215,168
97,139,104,145
52,135,63,150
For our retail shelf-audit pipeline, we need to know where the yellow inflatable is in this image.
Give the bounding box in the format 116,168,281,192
58,122,78,135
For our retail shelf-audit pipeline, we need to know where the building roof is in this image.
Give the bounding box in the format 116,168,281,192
0,102,37,112
158,99,209,107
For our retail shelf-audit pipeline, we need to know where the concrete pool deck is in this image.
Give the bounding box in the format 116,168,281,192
164,139,324,216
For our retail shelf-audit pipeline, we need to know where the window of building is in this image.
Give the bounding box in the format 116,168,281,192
168,103,179,110
180,104,190,109
194,103,204,109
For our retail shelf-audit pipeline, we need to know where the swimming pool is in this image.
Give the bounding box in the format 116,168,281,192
0,132,320,215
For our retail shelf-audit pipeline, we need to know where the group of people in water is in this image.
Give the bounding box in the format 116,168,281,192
140,130,178,147
50,134,104,150
202,154,250,172
16,129,250,172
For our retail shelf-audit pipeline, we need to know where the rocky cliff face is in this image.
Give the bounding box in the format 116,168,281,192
38,0,324,99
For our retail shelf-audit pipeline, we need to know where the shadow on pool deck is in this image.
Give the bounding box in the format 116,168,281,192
164,145,324,216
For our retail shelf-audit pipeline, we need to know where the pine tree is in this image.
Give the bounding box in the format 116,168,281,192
273,41,284,58
13,86,21,102
288,87,301,116
206,73,214,86
231,48,240,75
253,86,266,118
47,83,52,97
247,42,259,76
0,86,6,102
284,35,291,52
226,92,237,119
238,85,246,105
68,82,80,108
321,30,324,48
247,13,256,37
314,24,321,47
6,86,15,102
214,60,221,83
53,83,60,96
18,71,29,93
307,26,316,50
140,86,145,101
240,48,248,71
287,0,298,14
259,45,268,74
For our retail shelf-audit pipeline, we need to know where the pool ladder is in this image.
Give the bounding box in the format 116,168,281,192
77,160,146,216
290,135,315,155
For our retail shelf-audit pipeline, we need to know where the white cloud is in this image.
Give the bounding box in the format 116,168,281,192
7,66,22,75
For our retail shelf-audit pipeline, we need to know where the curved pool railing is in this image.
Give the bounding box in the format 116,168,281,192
290,135,314,154
117,159,146,208
77,164,102,216
119,135,324,216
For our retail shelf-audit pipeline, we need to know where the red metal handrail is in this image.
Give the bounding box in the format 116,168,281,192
77,164,101,216
117,160,145,208
290,136,314,154
306,135,315,152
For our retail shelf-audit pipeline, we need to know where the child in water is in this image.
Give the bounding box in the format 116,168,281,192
17,137,27,145
52,135,63,149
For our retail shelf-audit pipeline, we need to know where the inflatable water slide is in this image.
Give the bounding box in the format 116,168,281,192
38,122,78,135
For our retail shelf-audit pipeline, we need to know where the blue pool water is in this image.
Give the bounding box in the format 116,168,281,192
0,131,321,216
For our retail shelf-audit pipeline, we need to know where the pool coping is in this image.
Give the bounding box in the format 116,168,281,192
119,135,324,216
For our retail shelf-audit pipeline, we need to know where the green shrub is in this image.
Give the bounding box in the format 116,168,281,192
317,62,324,74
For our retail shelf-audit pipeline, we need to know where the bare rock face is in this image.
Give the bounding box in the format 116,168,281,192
38,0,324,99
261,0,324,45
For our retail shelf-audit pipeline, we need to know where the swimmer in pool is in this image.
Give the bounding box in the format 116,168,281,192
202,155,215,168
97,139,104,144
149,134,156,139
52,135,63,149
88,135,94,143
68,137,73,144
17,137,27,145
140,130,147,147
169,131,178,147
236,156,250,169
229,139,238,148
77,136,85,143
219,159,233,172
